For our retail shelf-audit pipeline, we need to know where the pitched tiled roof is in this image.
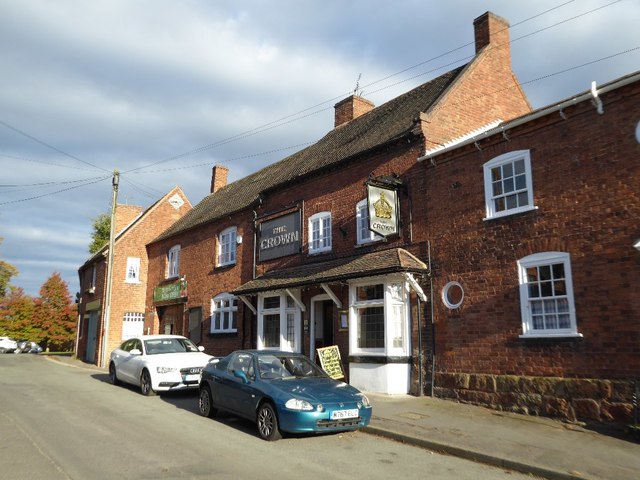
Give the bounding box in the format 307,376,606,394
153,66,466,243
232,248,428,295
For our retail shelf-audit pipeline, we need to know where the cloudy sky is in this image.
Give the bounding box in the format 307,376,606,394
1,0,638,297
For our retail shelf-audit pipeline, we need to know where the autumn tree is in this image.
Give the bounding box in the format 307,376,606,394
32,273,76,351
89,212,110,254
0,237,18,299
0,286,35,338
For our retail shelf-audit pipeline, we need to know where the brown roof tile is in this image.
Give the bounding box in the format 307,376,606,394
153,66,465,243
232,248,428,295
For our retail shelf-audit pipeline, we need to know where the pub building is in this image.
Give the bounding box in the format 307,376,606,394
145,11,531,395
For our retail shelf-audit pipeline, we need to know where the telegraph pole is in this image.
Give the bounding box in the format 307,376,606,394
100,170,119,368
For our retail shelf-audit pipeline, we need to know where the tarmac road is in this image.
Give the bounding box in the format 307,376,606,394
0,354,539,480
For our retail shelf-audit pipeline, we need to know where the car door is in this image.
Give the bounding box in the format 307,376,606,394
116,339,143,384
217,353,260,419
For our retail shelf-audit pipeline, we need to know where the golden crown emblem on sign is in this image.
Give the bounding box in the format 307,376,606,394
373,191,393,219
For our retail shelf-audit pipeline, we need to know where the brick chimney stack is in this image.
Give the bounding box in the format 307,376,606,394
210,165,229,194
334,95,375,128
473,11,510,54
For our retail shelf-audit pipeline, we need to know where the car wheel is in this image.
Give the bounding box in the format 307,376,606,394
198,386,218,418
256,402,281,441
140,369,156,396
0,348,5,354
108,363,120,386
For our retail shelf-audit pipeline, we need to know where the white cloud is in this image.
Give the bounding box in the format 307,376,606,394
1,0,639,296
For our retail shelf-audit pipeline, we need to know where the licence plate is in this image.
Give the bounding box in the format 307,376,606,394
183,374,199,382
330,409,358,420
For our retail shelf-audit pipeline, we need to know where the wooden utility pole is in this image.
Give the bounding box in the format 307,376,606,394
100,170,119,367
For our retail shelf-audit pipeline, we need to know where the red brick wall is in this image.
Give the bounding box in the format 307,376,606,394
422,15,530,150
415,82,640,383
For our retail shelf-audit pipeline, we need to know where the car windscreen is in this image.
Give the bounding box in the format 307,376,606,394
144,338,200,355
257,354,328,379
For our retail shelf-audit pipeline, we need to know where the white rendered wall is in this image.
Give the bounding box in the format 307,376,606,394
349,362,410,394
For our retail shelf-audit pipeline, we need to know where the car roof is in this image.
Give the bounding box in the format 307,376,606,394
137,335,189,340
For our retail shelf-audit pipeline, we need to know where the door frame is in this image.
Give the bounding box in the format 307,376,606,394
310,294,332,362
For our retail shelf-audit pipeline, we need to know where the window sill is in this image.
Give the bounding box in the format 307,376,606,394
207,331,238,338
483,205,538,222
309,249,332,256
519,332,583,339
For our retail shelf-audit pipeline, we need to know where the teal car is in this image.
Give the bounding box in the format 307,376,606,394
198,350,372,441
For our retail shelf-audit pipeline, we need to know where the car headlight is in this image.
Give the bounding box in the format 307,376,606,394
156,366,178,374
358,394,371,408
285,398,314,411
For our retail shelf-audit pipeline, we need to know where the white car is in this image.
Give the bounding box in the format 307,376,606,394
0,336,18,353
109,335,213,396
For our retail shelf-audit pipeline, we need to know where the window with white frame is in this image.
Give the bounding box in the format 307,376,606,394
349,278,408,355
258,291,300,352
125,257,141,283
122,312,144,339
518,252,579,338
167,245,180,278
211,293,238,333
483,150,535,219
356,199,382,245
218,227,237,266
308,212,332,254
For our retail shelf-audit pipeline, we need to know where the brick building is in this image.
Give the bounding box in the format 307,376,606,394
76,187,191,366
415,71,640,424
145,12,531,394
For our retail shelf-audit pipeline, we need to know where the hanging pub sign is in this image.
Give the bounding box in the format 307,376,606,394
367,182,399,237
259,211,301,261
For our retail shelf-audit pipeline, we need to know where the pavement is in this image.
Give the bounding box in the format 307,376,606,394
48,355,640,480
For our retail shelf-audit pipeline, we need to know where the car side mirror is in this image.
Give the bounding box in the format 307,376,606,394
234,369,249,384
130,348,142,356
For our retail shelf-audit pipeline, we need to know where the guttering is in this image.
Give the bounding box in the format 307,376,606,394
418,71,640,162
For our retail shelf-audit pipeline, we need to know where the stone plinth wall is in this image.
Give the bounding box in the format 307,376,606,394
434,372,636,425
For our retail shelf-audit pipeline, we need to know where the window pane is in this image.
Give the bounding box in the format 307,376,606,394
492,181,503,196
517,192,529,207
540,281,553,297
558,314,570,329
506,194,517,209
552,263,565,279
504,177,514,193
539,265,551,281
231,312,237,330
502,162,513,178
528,283,540,298
514,159,525,175
515,174,526,190
494,198,505,212
356,284,384,301
264,314,280,347
491,166,502,181
264,296,280,309
214,313,220,330
357,306,384,348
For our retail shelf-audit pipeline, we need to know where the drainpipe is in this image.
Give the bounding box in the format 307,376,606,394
428,240,435,397
416,296,423,396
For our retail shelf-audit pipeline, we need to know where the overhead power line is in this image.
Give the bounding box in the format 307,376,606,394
0,175,111,206
122,0,623,175
0,119,108,173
